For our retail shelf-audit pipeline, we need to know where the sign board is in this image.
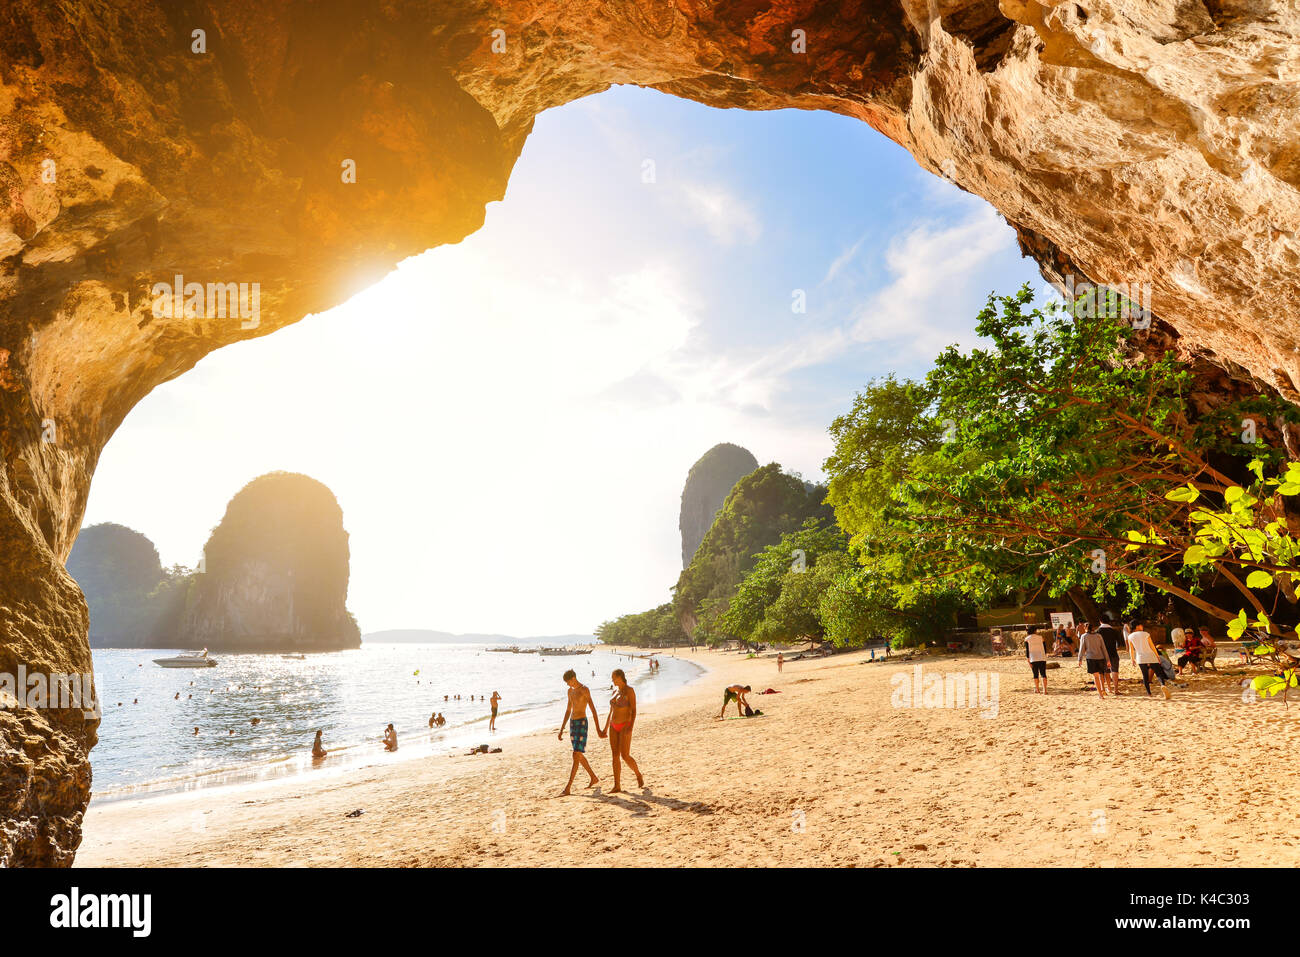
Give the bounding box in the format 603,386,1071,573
1049,612,1075,632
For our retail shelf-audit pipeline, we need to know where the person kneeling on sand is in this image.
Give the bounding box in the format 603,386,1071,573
382,723,398,751
719,684,751,718
1024,626,1049,694
1127,619,1171,700
312,729,328,760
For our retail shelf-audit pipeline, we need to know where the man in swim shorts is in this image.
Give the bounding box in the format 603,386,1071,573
558,669,605,796
489,690,501,732
719,684,751,718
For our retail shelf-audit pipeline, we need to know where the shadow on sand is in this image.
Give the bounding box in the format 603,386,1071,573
588,786,714,817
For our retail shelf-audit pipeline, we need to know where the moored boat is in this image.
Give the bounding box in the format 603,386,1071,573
153,648,218,668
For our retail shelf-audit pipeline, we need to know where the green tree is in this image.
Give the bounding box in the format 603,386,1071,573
719,521,847,646
673,463,831,636
595,603,687,648
827,285,1298,624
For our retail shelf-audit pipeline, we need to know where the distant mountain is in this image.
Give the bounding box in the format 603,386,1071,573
363,629,595,645
674,462,832,635
679,443,759,567
67,523,191,648
179,472,361,652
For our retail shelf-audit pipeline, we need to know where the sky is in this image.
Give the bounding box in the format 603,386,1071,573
82,85,1044,637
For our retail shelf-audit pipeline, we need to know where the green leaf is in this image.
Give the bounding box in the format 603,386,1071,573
1246,570,1275,589
1253,675,1283,695
1227,610,1249,639
1165,485,1200,503
1182,545,1208,565
1225,486,1246,504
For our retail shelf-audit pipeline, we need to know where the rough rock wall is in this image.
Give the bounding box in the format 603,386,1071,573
2,0,1299,863
679,443,759,567
180,557,361,652
180,472,360,653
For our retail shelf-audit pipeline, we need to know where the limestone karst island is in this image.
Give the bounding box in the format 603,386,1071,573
0,0,1293,931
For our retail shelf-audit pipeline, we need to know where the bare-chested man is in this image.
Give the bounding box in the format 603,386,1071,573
489,691,501,732
718,684,751,718
557,669,605,795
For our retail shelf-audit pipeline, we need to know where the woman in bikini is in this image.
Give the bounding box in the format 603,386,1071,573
602,669,644,793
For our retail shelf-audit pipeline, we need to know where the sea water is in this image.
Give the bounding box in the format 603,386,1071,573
88,641,702,801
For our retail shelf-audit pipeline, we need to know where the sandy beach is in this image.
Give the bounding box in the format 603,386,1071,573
77,646,1300,867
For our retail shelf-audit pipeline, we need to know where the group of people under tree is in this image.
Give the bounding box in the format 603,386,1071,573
1024,611,1220,700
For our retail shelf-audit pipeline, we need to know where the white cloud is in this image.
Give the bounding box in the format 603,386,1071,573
675,182,762,246
820,233,867,286
849,202,1016,358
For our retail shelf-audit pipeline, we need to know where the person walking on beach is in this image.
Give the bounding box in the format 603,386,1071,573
1127,618,1171,699
719,684,751,718
1076,622,1110,699
489,691,501,732
557,669,605,796
1025,626,1049,694
602,669,643,793
1098,613,1124,695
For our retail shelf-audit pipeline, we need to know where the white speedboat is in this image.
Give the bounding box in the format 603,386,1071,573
153,649,218,668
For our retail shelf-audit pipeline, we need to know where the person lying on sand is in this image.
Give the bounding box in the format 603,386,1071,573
601,669,643,793
382,723,398,751
557,669,605,796
719,684,751,718
312,729,328,759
